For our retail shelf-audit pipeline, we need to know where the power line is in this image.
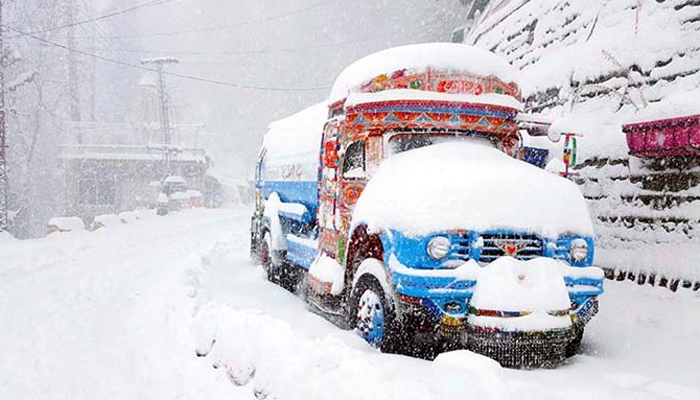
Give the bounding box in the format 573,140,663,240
59,35,382,57
65,0,342,40
3,25,331,92
7,0,174,38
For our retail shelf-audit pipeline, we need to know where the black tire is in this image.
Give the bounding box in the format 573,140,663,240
261,232,300,291
261,233,277,283
565,326,584,358
349,272,403,354
278,263,301,293
250,232,259,260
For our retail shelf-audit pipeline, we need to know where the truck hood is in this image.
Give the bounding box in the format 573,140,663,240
352,140,594,238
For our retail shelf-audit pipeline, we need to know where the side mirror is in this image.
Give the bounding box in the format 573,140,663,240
563,136,578,168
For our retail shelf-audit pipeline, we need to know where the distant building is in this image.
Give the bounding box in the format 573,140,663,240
58,144,208,219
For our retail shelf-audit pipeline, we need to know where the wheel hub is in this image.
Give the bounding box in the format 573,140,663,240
356,289,385,345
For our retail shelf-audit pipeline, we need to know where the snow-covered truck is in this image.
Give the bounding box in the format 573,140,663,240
251,43,604,367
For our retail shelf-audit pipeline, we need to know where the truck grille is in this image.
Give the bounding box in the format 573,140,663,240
450,234,472,261
479,232,544,263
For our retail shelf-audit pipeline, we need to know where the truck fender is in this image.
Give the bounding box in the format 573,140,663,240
262,193,287,252
352,258,395,306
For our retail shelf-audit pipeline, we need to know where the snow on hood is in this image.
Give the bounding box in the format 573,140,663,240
352,140,593,238
329,43,520,103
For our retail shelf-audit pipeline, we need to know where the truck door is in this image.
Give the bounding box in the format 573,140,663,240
338,139,367,244
319,120,342,258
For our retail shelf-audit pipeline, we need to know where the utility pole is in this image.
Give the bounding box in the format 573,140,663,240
66,0,81,130
141,57,179,176
0,0,9,232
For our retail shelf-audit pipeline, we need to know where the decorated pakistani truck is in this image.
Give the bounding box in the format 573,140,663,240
251,43,604,368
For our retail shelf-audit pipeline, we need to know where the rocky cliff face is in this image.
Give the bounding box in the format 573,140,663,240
467,0,700,288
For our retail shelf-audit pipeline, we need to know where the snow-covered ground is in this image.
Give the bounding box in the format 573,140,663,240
1,207,698,399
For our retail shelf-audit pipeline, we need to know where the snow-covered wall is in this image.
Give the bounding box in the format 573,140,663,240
466,0,700,286
469,0,700,159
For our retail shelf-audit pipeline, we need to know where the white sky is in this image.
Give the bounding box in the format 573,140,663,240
95,0,469,179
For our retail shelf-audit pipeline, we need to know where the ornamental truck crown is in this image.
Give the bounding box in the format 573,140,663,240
251,43,604,368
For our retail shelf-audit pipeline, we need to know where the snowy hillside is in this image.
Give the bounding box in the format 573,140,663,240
467,0,700,286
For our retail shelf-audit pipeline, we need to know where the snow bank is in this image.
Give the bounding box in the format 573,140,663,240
468,257,573,331
47,217,86,233
308,253,345,295
0,230,16,244
353,140,593,238
330,43,521,103
93,214,123,229
118,211,137,224
625,89,700,124
193,305,510,400
134,208,156,220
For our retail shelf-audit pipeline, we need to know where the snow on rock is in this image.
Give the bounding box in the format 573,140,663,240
625,89,700,124
353,140,593,238
93,214,123,229
119,211,137,224
329,43,521,103
308,252,345,295
47,216,86,233
544,156,566,176
0,230,17,244
469,0,700,161
468,257,573,331
134,208,156,220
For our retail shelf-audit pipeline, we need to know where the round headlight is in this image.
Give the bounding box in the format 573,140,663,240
569,238,589,262
427,236,451,260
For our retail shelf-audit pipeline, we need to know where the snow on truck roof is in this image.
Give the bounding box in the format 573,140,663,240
262,102,327,161
329,43,521,103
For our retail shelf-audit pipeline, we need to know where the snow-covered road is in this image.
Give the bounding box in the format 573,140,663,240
1,207,699,400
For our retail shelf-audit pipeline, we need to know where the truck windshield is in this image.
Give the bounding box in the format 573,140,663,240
388,132,493,155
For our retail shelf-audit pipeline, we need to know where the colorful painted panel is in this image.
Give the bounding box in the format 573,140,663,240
355,69,521,100
623,115,700,158
345,100,519,137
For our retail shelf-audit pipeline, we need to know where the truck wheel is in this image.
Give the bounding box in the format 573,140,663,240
261,233,277,283
565,327,584,357
351,274,402,353
250,232,259,260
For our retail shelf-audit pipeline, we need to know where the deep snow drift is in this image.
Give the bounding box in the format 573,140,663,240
1,208,698,399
